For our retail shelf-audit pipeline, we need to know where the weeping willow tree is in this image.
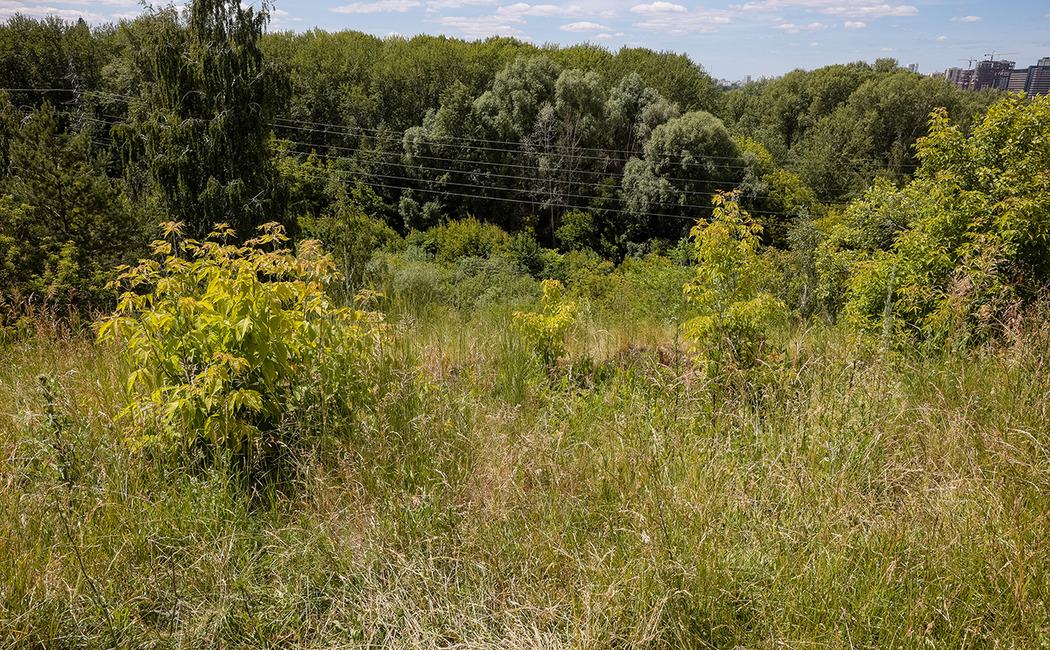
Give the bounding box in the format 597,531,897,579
117,0,290,237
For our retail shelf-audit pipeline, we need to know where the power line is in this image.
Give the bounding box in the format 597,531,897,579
82,112,855,200
81,113,846,214
272,117,909,173
274,139,841,213
292,166,713,223
49,88,915,174
293,160,810,221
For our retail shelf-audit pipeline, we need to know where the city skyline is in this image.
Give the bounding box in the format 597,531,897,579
2,0,1048,81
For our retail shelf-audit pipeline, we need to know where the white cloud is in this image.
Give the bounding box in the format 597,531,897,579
630,2,687,14
773,21,828,33
68,0,136,6
844,21,865,28
496,3,583,17
425,0,496,11
629,3,734,35
435,13,524,36
810,41,821,45
731,0,918,20
331,0,420,13
936,35,947,40
881,46,893,50
0,3,111,21
267,7,303,24
560,21,608,31
949,15,982,22
632,10,733,35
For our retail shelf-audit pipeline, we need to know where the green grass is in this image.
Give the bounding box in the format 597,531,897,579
2,303,1049,648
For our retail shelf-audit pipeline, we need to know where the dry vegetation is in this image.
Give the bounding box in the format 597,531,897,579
2,298,1048,648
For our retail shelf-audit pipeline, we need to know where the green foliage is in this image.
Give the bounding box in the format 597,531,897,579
97,222,388,458
605,72,679,161
0,15,114,109
298,181,401,296
474,56,561,142
450,255,539,310
622,111,743,242
684,193,784,368
795,70,996,202
505,229,546,277
555,248,620,302
117,0,290,237
842,94,1050,345
368,250,450,314
736,136,822,247
426,216,511,265
0,98,144,311
513,278,577,369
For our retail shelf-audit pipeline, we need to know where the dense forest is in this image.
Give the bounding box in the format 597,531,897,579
1,0,1024,325
2,0,1050,647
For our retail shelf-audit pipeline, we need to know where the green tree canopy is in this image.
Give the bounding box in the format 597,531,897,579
842,93,1050,344
622,111,743,242
0,98,142,310
117,0,289,238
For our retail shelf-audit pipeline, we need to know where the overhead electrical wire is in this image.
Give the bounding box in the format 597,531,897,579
31,87,918,175
270,117,915,174
79,113,850,217
271,139,847,213
9,87,894,213
81,112,855,202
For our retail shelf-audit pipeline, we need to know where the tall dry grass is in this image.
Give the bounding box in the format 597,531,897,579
1,299,1048,648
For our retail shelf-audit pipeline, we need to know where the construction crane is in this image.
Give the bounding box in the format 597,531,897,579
958,57,977,69
984,51,1018,61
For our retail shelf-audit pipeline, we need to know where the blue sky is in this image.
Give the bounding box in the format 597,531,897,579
4,0,1049,80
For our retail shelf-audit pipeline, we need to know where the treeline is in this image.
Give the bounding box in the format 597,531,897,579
2,0,1047,345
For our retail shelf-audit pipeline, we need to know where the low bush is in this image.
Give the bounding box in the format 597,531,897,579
97,222,389,472
513,278,577,370
684,193,785,370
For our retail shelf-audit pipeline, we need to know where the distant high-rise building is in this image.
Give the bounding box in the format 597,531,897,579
973,59,1015,91
944,67,974,90
1000,57,1050,95
945,57,1050,95
906,63,919,73
1008,69,1028,92
1025,64,1050,95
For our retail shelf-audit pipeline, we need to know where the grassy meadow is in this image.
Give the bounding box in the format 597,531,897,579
2,290,1049,649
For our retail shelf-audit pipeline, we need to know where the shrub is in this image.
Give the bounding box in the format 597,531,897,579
426,216,510,265
619,254,693,322
369,251,450,312
97,222,388,464
450,255,538,310
513,279,577,369
298,181,402,297
841,95,1050,345
684,193,784,369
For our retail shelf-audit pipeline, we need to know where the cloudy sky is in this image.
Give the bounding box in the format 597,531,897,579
4,0,1049,80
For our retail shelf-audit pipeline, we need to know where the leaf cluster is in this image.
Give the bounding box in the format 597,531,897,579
839,94,1050,346
97,221,388,456
684,193,785,368
513,278,578,369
